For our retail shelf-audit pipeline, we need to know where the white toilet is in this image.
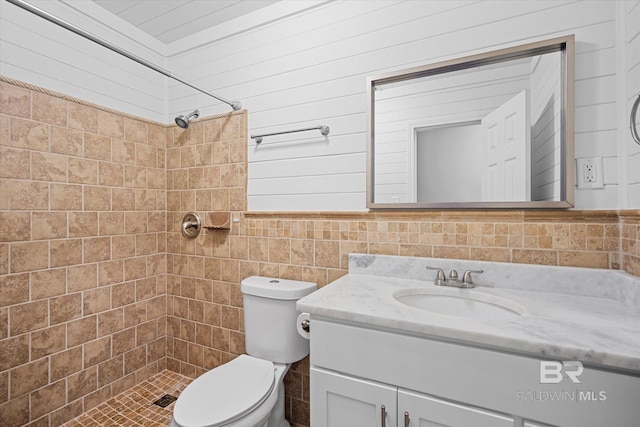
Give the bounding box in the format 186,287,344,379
170,276,317,427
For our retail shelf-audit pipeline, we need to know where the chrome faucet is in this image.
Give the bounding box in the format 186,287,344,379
426,266,484,288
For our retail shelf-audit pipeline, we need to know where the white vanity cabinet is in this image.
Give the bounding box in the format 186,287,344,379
311,368,396,427
311,366,514,427
309,318,640,427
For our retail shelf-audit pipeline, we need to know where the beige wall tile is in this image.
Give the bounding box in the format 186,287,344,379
125,165,146,188
10,299,48,335
31,379,66,419
83,186,110,211
98,260,124,286
67,316,97,347
124,118,147,144
98,110,124,138
84,236,111,263
98,308,124,337
50,183,82,210
67,367,98,402
51,126,83,156
31,212,67,240
0,147,30,179
84,133,111,161
10,118,48,151
32,92,67,126
50,238,82,268
0,273,29,307
99,212,124,236
10,181,49,210
31,268,66,299
11,241,48,272
0,213,30,243
0,334,29,371
50,293,82,325
68,263,97,292
10,358,48,398
31,151,67,182
98,162,124,187
69,212,98,238
0,82,30,118
68,157,98,184
0,115,9,147
68,102,98,133
31,324,66,359
51,346,83,381
0,393,29,426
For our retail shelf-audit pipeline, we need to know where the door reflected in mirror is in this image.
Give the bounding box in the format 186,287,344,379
367,35,574,209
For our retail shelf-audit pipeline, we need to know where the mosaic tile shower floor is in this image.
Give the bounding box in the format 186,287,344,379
62,371,191,427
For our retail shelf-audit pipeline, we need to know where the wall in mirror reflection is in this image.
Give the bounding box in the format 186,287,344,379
373,51,562,204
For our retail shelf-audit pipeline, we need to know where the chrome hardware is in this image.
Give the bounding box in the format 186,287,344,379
301,318,310,333
381,405,386,427
632,94,640,145
251,125,330,144
181,212,202,238
404,412,410,427
427,265,484,288
426,266,446,286
462,269,484,286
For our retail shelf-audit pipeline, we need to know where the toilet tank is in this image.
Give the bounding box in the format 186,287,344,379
241,276,317,364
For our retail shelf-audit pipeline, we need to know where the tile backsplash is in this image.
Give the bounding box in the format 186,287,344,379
2,77,640,427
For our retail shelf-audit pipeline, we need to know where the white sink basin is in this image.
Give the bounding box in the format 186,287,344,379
393,287,524,320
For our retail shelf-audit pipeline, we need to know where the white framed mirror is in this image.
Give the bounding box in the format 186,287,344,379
366,35,575,209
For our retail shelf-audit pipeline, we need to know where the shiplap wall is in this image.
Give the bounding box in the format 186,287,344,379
0,0,167,121
373,61,531,203
530,52,562,201
627,1,640,206
2,0,631,210
166,0,622,211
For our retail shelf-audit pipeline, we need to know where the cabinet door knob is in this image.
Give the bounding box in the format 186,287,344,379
380,405,386,427
404,411,410,427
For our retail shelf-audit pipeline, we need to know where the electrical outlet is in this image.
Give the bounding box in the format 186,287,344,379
576,157,604,189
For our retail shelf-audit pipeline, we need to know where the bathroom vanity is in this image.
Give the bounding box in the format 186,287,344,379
297,255,640,427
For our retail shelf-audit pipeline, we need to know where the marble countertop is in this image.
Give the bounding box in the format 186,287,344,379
297,255,640,373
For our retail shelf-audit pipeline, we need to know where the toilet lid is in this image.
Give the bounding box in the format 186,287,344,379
173,355,275,427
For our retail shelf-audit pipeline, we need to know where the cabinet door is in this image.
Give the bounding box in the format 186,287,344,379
311,367,397,427
398,389,514,427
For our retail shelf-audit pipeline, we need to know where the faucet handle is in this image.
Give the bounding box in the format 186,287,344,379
426,266,446,285
462,269,484,285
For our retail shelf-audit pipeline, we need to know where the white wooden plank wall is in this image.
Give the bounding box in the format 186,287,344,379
373,62,530,203
0,0,167,121
166,0,620,211
626,1,640,206
530,52,562,201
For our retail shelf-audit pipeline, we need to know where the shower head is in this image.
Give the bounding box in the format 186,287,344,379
175,110,200,128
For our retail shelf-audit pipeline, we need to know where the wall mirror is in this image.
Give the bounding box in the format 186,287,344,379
366,35,575,209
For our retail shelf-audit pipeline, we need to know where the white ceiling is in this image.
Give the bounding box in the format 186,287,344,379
93,0,279,44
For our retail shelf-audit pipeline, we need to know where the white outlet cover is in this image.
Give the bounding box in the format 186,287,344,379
576,157,604,189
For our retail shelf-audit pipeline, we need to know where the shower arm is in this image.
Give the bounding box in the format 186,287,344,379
6,0,242,111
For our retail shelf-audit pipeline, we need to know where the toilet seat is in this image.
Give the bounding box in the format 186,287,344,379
172,355,275,427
